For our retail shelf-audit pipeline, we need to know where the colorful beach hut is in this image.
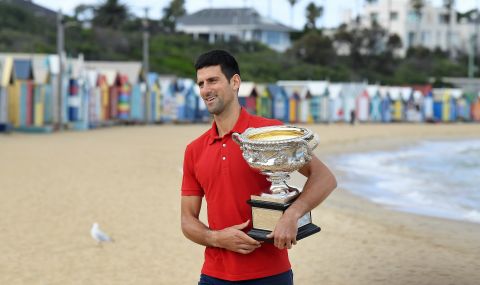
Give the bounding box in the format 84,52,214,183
341,83,365,123
328,84,343,123
356,89,370,122
472,94,480,121
379,87,392,122
457,92,473,121
388,87,403,122
256,84,271,118
0,56,11,131
307,81,328,123
367,85,382,122
238,82,257,115
7,58,34,128
277,81,310,123
268,84,289,122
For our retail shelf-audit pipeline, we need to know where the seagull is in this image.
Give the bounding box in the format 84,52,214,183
90,223,114,245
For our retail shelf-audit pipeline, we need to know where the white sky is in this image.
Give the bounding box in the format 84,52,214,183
34,0,480,30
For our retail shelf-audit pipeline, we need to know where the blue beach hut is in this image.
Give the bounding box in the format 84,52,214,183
432,89,444,122
277,80,310,123
268,84,289,122
380,87,392,123
367,85,382,122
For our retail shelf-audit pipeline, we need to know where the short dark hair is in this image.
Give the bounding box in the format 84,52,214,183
194,50,240,80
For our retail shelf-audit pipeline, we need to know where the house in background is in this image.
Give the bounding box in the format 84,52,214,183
177,8,293,52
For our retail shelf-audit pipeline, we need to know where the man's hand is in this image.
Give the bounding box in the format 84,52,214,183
212,220,261,254
266,214,298,250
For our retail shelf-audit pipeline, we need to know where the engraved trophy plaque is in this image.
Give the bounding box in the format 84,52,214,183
232,125,321,242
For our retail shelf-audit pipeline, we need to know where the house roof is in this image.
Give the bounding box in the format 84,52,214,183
178,8,293,32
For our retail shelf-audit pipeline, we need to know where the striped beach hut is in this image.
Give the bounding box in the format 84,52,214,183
388,87,403,122
356,89,370,122
379,87,392,123
367,85,382,122
457,92,473,121
328,84,343,123
472,94,480,121
0,56,11,131
147,72,162,123
268,84,289,122
256,84,271,118
7,58,34,128
342,83,365,123
307,81,328,123
277,81,309,123
432,89,444,122
238,81,257,115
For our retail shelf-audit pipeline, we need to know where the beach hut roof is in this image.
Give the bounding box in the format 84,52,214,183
401,87,413,101
68,56,84,80
277,81,310,99
413,90,423,101
84,61,142,84
0,53,52,84
238,82,256,97
267,84,287,97
0,56,13,87
328,83,343,99
48,55,60,75
86,70,98,88
12,59,33,81
450,88,463,99
341,82,366,98
306,81,328,96
255,83,267,95
366,85,380,98
387,87,402,100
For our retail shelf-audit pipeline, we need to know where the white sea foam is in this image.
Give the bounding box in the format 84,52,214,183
329,139,480,224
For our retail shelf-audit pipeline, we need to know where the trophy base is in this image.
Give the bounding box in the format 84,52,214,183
247,198,321,242
248,223,321,242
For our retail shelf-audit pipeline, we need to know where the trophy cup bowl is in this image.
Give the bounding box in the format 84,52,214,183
232,125,321,241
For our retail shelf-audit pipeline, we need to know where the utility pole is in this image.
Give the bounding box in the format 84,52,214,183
143,7,150,123
56,9,64,130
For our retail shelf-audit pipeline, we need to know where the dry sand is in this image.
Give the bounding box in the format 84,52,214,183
0,123,479,285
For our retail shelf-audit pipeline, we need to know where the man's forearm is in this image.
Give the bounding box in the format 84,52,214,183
285,159,337,219
181,215,217,247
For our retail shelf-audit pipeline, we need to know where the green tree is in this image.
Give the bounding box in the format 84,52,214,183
160,0,186,33
92,0,129,29
288,30,336,66
305,2,323,30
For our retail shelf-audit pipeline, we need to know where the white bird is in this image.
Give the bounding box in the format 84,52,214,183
90,223,114,245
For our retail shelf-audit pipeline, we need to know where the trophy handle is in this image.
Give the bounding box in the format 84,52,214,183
232,132,242,145
301,133,319,156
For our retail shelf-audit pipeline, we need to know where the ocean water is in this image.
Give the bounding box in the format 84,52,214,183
329,139,480,224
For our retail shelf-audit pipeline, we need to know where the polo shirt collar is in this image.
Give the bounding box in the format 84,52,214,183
208,108,250,145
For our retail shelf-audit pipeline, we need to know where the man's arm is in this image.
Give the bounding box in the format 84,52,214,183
267,156,337,249
181,196,261,254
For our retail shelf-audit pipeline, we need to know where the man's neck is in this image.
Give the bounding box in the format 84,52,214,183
214,104,241,137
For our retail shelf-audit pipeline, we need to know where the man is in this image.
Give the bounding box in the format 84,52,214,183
181,50,337,284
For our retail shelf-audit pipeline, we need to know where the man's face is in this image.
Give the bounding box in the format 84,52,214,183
196,65,238,115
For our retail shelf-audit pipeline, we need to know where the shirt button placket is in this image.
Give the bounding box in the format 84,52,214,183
221,141,228,172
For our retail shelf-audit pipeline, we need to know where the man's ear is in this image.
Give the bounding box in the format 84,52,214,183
231,74,241,91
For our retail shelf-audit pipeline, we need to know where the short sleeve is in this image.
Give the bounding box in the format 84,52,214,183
181,144,204,196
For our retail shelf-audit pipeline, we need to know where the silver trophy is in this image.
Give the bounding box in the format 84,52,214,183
232,125,321,241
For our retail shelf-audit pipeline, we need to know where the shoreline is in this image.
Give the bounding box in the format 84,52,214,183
1,123,480,284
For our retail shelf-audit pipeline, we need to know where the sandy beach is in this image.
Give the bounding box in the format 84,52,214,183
1,123,479,285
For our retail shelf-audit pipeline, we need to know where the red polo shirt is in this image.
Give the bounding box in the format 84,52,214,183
181,108,290,281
